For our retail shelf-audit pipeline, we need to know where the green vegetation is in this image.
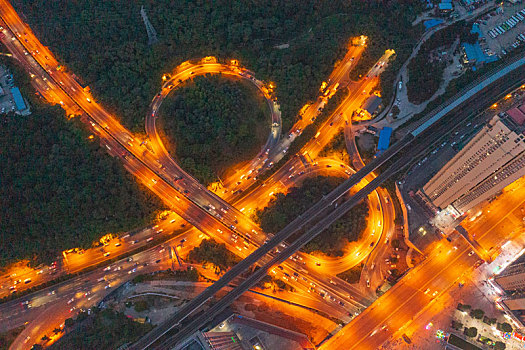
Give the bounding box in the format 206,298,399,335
319,128,348,161
48,308,152,350
399,45,525,132
451,320,463,331
337,264,363,284
482,316,496,325
463,326,477,338
497,322,513,333
0,325,25,349
133,300,149,313
407,21,475,104
457,303,472,312
494,341,506,350
187,239,240,272
158,75,268,184
132,267,200,284
256,176,369,256
14,1,423,132
470,308,484,320
354,135,376,161
0,59,163,269
258,275,295,292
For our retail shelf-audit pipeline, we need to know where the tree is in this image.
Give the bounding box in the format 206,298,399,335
463,326,477,338
451,320,463,331
483,316,496,325
337,265,363,284
12,0,425,133
391,105,400,118
159,75,269,185
256,176,369,256
470,308,484,319
187,239,240,272
497,322,513,333
494,341,506,350
457,303,471,312
64,318,75,328
391,239,400,249
0,61,164,268
133,300,149,312
47,308,153,349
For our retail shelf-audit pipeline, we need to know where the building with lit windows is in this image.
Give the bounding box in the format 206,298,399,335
421,113,525,214
494,261,525,293
492,252,525,328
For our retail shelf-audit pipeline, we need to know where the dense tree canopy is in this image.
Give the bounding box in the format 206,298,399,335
407,21,474,104
187,238,240,272
158,75,269,184
49,308,152,350
13,0,423,132
0,101,163,268
256,176,369,256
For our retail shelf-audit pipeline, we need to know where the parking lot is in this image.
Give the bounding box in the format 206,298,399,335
0,64,30,115
478,2,525,56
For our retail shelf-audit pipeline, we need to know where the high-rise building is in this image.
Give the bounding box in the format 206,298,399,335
494,262,525,293
492,252,525,329
421,112,525,214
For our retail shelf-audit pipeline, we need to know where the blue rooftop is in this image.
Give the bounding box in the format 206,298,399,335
11,87,26,111
424,19,444,30
438,2,453,10
462,42,498,65
471,23,483,38
377,127,393,151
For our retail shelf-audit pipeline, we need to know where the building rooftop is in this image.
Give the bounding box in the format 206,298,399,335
462,42,498,65
377,127,393,151
362,95,382,115
11,86,27,111
471,23,483,39
507,107,525,126
496,261,525,279
438,2,453,10
424,19,444,29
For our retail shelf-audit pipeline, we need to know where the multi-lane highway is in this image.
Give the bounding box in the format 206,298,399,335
2,0,524,348
0,0,369,315
145,52,525,348
0,3,389,348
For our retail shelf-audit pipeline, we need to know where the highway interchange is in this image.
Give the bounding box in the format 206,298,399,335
0,0,525,348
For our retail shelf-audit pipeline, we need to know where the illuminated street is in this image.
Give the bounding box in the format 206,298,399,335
1,0,525,349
